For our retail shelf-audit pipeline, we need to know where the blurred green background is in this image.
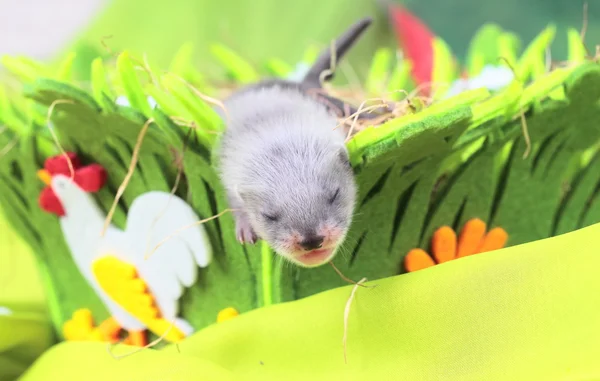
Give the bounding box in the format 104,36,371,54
67,0,598,78
1,0,594,79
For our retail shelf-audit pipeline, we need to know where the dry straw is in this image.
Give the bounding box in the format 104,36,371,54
143,129,192,260
343,277,367,364
46,99,76,178
106,318,177,360
102,117,154,236
145,208,234,260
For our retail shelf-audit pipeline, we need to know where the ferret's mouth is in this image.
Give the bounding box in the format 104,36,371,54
293,247,336,267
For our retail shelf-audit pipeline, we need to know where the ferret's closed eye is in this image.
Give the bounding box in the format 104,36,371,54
328,188,340,204
262,213,280,222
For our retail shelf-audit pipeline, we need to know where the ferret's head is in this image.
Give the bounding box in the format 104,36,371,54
239,140,356,267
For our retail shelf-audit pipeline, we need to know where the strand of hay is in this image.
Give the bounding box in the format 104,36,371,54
102,118,153,236
131,53,160,88
330,261,368,288
146,208,234,259
100,35,114,55
46,99,76,178
143,129,191,260
319,40,338,87
170,116,220,134
107,318,176,360
581,2,589,44
167,73,230,124
343,277,367,364
498,57,533,158
519,108,532,159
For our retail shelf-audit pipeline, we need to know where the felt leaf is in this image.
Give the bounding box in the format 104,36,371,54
168,42,207,88
116,51,152,116
169,42,195,75
0,87,28,135
497,32,521,70
465,24,504,76
91,58,114,108
302,45,320,64
210,44,259,83
365,48,392,95
567,28,587,63
0,56,49,83
160,75,220,147
431,37,458,99
387,58,412,99
516,25,556,81
145,83,187,118
55,52,77,81
264,58,293,77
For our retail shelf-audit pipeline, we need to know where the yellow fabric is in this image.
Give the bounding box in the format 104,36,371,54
91,255,185,341
18,223,600,381
0,214,46,309
0,213,52,381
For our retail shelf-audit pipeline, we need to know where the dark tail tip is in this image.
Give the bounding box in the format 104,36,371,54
302,17,374,87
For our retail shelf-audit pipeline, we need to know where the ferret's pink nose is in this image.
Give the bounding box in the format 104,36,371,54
300,235,324,251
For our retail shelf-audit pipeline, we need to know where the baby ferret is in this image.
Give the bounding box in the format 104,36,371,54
217,17,372,267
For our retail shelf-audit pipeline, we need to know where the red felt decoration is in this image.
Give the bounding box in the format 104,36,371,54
38,153,108,217
38,187,65,217
74,164,107,192
44,152,81,176
387,4,436,92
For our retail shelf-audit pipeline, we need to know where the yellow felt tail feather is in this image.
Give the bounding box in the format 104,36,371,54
92,256,186,342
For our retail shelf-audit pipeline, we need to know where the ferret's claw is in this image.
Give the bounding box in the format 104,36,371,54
236,220,257,244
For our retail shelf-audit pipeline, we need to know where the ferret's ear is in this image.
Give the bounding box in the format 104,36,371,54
338,148,351,168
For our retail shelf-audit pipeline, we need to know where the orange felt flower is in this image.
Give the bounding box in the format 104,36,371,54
404,218,508,272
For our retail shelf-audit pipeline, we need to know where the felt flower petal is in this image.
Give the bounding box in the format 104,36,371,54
432,226,457,263
457,218,487,258
405,249,435,272
477,227,509,253
217,307,240,323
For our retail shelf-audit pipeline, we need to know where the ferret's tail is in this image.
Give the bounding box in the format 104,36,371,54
302,17,373,88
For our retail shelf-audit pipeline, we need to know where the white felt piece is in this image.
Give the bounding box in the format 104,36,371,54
445,65,514,98
125,191,213,267
115,96,130,107
175,318,194,336
135,237,195,302
470,65,514,91
115,95,157,109
146,279,178,320
0,306,12,316
147,96,157,109
169,237,198,288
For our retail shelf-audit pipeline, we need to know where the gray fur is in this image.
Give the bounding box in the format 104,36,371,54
217,18,372,266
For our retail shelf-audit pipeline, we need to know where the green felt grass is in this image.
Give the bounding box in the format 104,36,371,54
1,27,599,340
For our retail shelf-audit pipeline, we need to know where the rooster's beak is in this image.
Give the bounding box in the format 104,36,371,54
37,169,52,186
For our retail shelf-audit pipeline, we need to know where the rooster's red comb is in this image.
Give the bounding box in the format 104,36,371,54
44,152,81,176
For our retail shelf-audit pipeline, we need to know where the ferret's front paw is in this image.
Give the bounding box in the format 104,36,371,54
236,220,258,244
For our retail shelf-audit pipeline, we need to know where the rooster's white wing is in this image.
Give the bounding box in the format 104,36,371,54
124,191,212,310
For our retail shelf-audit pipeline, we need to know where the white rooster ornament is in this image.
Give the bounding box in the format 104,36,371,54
37,152,212,346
